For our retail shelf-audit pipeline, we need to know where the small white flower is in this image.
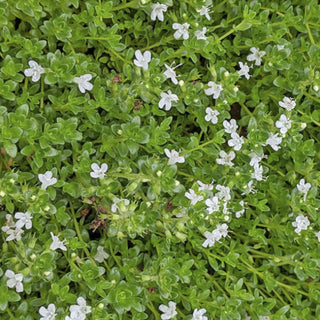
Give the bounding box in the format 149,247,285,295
159,90,179,111
172,23,190,40
223,119,238,134
90,163,108,179
14,211,33,230
38,171,57,190
265,133,282,151
185,189,204,205
205,196,220,214
277,44,285,50
292,214,310,233
296,179,311,202
249,152,265,167
199,5,212,20
215,185,231,202
279,96,296,111
39,304,57,320
164,62,181,85
204,81,223,99
50,232,67,251
159,301,177,320
164,148,185,165
1,214,15,233
238,61,251,80
205,107,219,124
197,180,214,191
235,200,245,218
228,132,244,151
244,180,257,195
5,269,23,292
194,27,207,40
111,197,130,213
216,150,235,167
6,228,24,242
94,246,109,263
216,223,229,238
24,60,45,82
70,297,91,320
275,114,291,134
315,231,320,242
252,164,263,181
150,2,168,22
73,74,93,93
247,47,266,66
192,308,208,320
134,50,151,71
202,229,222,247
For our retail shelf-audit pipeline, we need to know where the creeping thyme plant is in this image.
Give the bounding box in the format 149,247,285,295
1,0,320,319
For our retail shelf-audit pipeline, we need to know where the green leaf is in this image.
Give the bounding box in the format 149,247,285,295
3,141,17,158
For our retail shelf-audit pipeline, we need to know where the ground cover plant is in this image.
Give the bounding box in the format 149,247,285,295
0,0,320,319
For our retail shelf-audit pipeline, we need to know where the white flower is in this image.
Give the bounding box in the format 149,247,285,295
38,171,57,190
164,148,185,165
279,96,296,111
172,23,190,40
215,185,231,201
70,297,91,320
315,231,320,242
205,196,219,214
275,114,291,134
164,63,181,85
199,5,212,20
24,60,45,82
195,27,207,40
150,2,168,21
247,47,266,66
252,164,263,181
94,246,109,263
159,301,177,320
223,119,238,134
50,232,67,251
238,61,251,80
296,179,311,202
14,211,32,230
228,132,244,151
235,201,245,218
292,214,310,233
249,152,265,167
216,223,229,237
202,229,222,247
134,50,151,71
192,308,208,320
197,180,214,191
159,90,179,111
216,150,235,167
185,189,204,205
243,180,257,195
277,44,285,50
39,304,57,320
1,214,15,233
204,81,223,99
5,270,23,292
73,74,93,93
90,163,108,179
6,228,24,242
111,197,130,213
265,133,282,151
205,107,219,124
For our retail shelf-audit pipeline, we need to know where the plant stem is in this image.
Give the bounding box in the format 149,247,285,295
68,200,97,266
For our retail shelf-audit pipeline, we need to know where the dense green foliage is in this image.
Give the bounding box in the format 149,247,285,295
1,0,320,319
